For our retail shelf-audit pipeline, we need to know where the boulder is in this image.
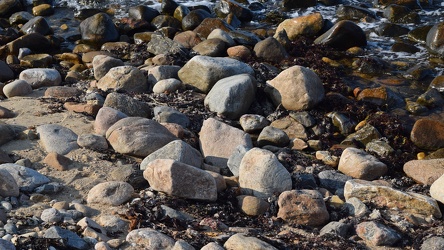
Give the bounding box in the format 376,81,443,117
79,13,119,46
314,20,367,50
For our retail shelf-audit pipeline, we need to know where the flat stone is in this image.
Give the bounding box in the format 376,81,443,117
239,148,292,199
223,233,278,250
344,179,442,218
143,159,217,201
319,221,351,238
43,152,72,171
239,114,269,133
0,163,50,192
44,86,82,98
338,147,387,180
36,124,78,155
63,102,101,116
44,226,89,250
277,189,330,226
87,181,134,206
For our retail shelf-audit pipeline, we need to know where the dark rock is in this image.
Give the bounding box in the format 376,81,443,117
173,5,190,22
411,119,444,150
20,16,52,35
408,25,432,44
336,5,377,21
192,38,226,57
426,22,444,57
129,5,159,22
182,9,213,31
383,4,420,24
254,36,288,63
391,42,420,53
193,18,234,38
151,15,182,30
9,11,33,25
0,0,23,18
377,23,410,37
282,0,317,9
319,0,343,6
314,20,366,50
80,13,119,46
214,0,253,22
147,33,188,56
160,0,179,16
104,92,152,118
405,63,434,80
229,29,261,46
0,124,16,146
354,57,391,75
74,8,103,20
44,226,89,250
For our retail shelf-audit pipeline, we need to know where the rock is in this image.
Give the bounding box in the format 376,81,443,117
87,181,134,206
41,208,62,223
0,60,14,82
341,123,381,146
140,140,203,170
411,119,444,150
0,0,23,18
178,55,254,93
403,159,444,185
426,22,444,56
97,66,148,93
356,221,401,246
0,239,15,250
375,0,429,8
338,147,387,180
344,179,442,218
44,86,82,98
199,118,253,168
314,20,367,50
5,33,51,56
36,124,78,155
19,68,62,89
126,228,175,249
328,112,356,135
223,233,278,250
182,9,213,31
277,189,329,226
63,102,101,116
192,38,227,57
80,13,119,46
318,170,352,196
201,242,224,250
0,106,14,119
173,239,195,250
430,174,444,204
147,65,180,86
207,28,236,47
227,45,251,61
160,205,194,222
44,226,89,250
32,3,54,16
193,18,234,38
92,55,124,80
0,163,50,193
319,221,351,238
237,195,269,216
106,117,177,157
77,134,108,151
227,145,251,176
94,107,128,136
266,65,325,111
153,78,182,93
365,139,395,157
173,30,202,49
98,215,129,234
143,159,217,201
344,197,369,217
0,126,16,146
239,148,292,199
229,30,261,46
274,13,323,41
103,92,151,118
271,116,308,140
383,4,420,23
214,0,253,22
147,33,187,56
20,16,52,35
204,74,256,120
0,168,19,197
9,11,33,25
153,106,190,128
421,236,444,250
239,114,269,133
417,88,444,108
43,152,72,171
257,126,290,147
254,37,288,63
3,79,32,98
336,5,377,21
128,5,159,22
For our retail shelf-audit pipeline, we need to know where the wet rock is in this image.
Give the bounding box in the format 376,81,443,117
314,20,367,50
103,92,151,118
192,38,226,57
147,65,180,86
207,28,236,47
0,163,50,192
239,148,292,199
282,0,316,8
43,152,72,171
0,168,19,197
19,53,53,68
254,37,288,63
0,60,14,82
205,74,256,120
383,4,420,24
257,126,290,147
341,123,382,146
338,147,387,180
375,0,428,8
426,22,444,56
178,55,254,93
278,189,330,226
153,78,182,93
147,33,187,56
128,5,159,22
140,140,203,170
4,33,51,55
229,30,261,46
3,79,32,98
20,16,52,35
144,159,217,201
32,3,54,16
77,134,108,151
411,118,444,150
336,5,377,21
151,14,182,30
344,179,442,218
365,139,395,157
193,18,234,38
106,117,177,157
174,5,190,22
173,30,202,49
421,236,444,250
97,66,148,93
237,195,269,216
126,228,175,249
275,13,324,41
19,68,61,89
356,221,401,246
391,41,420,53
239,114,269,133
36,124,78,155
44,226,89,250
417,88,444,108
223,233,278,250
320,221,351,238
80,13,119,46
87,181,134,206
0,0,23,18
154,106,189,128
9,11,33,25
92,55,124,80
160,0,179,15
406,63,434,80
182,9,213,31
328,112,356,135
430,75,444,92
377,23,410,37
94,107,128,136
214,0,253,22
199,118,253,167
408,25,433,44
266,65,324,111
354,58,391,76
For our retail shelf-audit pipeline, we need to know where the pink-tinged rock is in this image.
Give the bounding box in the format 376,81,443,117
338,147,387,180
411,118,444,150
356,221,401,246
404,158,444,185
94,107,128,136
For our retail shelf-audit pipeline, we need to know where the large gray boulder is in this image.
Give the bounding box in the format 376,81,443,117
36,124,78,155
